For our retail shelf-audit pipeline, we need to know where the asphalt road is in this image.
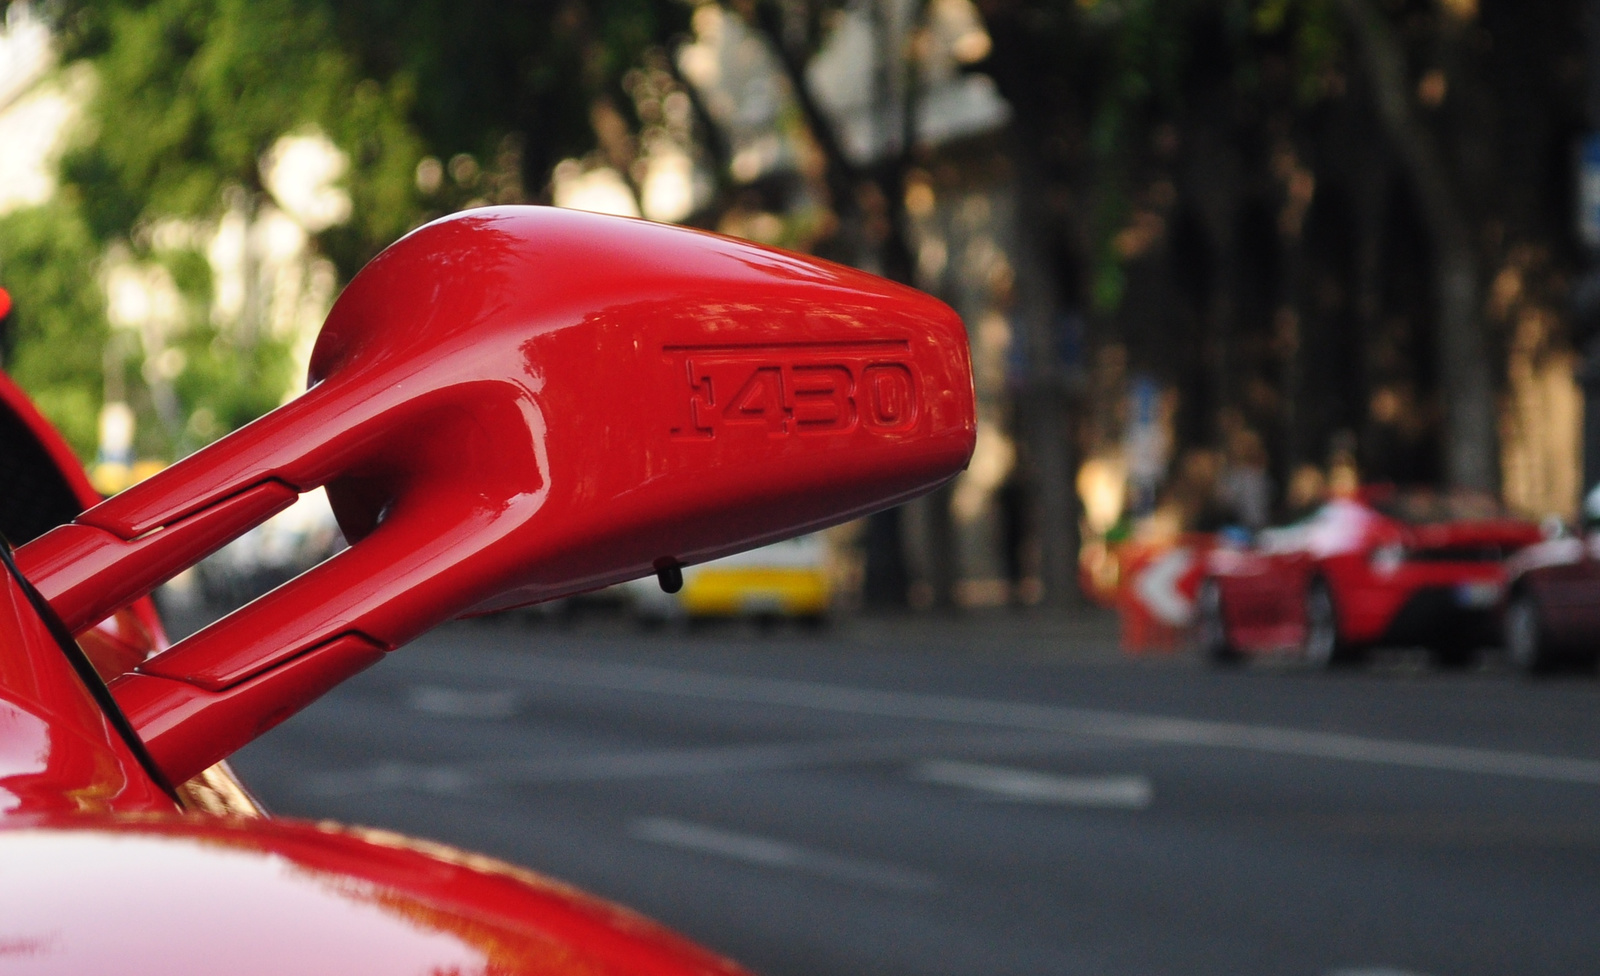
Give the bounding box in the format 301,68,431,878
227,611,1600,976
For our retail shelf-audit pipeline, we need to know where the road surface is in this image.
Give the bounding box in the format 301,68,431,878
229,611,1600,976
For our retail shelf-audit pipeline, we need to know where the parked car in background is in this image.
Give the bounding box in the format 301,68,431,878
1196,489,1542,668
625,534,831,626
0,207,976,972
1502,486,1600,673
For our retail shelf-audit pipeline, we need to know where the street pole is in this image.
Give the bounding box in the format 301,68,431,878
1578,0,1600,502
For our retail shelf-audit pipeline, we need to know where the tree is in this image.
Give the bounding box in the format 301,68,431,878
322,0,692,215
6,0,427,461
979,0,1584,507
0,201,110,454
1331,0,1495,491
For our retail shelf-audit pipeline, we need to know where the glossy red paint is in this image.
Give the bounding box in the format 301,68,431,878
0,568,173,818
1202,496,1541,660
0,817,753,975
0,372,754,974
18,206,976,785
2,210,977,973
0,370,169,670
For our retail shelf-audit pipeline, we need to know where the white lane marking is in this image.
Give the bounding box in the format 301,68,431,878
505,658,1600,786
309,760,479,796
914,760,1153,808
408,685,520,719
629,817,939,893
304,731,1117,796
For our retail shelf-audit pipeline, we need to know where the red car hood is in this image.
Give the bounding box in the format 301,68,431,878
0,816,748,976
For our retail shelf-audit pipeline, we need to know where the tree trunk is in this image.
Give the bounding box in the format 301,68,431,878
1334,0,1498,492
1436,239,1496,489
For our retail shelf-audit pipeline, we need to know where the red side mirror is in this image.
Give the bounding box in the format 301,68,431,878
17,207,975,785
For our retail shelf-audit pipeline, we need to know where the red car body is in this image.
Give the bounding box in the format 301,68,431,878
1198,493,1541,666
0,208,976,972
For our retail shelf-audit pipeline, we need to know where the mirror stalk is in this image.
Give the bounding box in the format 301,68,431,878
15,207,976,785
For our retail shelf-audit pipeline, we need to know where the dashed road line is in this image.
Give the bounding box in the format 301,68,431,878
629,817,939,893
501,658,1600,786
407,685,521,719
304,730,1118,796
913,760,1153,808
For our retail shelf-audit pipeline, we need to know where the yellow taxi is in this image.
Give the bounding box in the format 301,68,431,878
628,533,831,623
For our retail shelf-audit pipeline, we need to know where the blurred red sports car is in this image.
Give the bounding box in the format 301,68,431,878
1196,491,1542,667
0,208,976,973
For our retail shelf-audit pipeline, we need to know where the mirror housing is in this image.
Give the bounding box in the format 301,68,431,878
18,207,975,784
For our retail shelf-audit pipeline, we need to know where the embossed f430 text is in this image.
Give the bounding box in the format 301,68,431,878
666,347,918,439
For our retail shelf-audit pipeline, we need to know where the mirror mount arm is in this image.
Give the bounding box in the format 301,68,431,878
12,207,976,788
110,634,386,784
17,480,300,636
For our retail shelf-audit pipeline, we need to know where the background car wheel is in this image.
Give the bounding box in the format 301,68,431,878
1302,581,1363,668
1504,592,1558,674
1195,580,1241,665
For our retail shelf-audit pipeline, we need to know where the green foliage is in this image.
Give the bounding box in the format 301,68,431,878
155,245,210,298
12,0,430,461
320,0,690,186
317,73,428,277
169,322,294,443
0,200,110,457
1252,0,1345,106
59,0,424,263
2,0,758,464
16,0,693,464
1080,0,1226,313
1074,0,1346,314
